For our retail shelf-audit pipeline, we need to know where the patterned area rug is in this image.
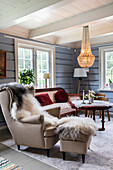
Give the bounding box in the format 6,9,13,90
1,116,113,170
0,156,23,170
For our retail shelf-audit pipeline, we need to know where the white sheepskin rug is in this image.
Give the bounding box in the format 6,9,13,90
10,93,97,140
57,117,97,141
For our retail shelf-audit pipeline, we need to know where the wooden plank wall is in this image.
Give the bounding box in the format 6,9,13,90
55,47,75,93
0,33,15,127
0,33,15,84
75,46,113,112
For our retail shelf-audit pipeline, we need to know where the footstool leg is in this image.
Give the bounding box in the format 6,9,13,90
46,149,50,157
62,152,66,160
17,145,20,150
82,154,85,163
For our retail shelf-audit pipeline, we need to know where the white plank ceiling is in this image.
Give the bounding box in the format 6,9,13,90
1,0,113,47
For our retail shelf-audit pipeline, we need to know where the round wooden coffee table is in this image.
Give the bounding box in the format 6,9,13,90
69,100,113,131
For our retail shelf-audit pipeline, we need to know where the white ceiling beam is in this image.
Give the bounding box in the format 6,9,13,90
29,3,113,39
0,0,62,30
56,23,113,44
72,33,113,49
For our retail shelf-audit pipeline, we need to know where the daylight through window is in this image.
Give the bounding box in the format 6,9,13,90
99,46,113,90
18,45,54,88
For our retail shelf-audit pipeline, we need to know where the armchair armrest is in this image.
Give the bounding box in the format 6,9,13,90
45,107,60,118
19,115,44,124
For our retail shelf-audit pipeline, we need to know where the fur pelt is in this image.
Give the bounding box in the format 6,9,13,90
10,93,58,127
0,82,34,109
56,117,97,141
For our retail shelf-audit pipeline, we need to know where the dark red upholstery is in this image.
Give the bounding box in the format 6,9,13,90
35,93,53,106
55,89,68,103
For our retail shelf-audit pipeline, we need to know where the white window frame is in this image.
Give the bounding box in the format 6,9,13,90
99,45,113,91
15,39,56,88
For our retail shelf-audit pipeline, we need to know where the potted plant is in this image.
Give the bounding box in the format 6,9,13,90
19,69,35,85
109,79,113,90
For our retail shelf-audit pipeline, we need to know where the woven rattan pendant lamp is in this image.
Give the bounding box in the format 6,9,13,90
77,25,95,68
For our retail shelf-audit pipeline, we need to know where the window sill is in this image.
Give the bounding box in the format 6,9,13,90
97,89,113,92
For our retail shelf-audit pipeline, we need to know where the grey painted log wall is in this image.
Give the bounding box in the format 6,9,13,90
0,33,15,84
0,33,15,127
55,47,75,93
75,46,113,112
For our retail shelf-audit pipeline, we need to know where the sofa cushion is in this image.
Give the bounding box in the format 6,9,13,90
35,91,57,103
55,89,68,103
35,93,53,106
44,126,57,137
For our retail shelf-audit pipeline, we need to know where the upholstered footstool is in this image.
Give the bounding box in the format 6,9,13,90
60,135,92,163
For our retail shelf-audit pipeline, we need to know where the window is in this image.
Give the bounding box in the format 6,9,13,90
99,46,113,90
16,41,55,88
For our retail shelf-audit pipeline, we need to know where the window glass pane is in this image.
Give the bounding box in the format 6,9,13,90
106,52,113,60
37,61,41,69
107,61,113,69
25,60,32,69
37,51,41,60
42,70,47,73
25,50,31,59
18,59,24,69
42,52,48,60
42,80,45,87
105,51,113,87
18,47,33,73
42,61,47,69
36,50,49,88
38,79,41,88
18,48,24,59
37,69,41,73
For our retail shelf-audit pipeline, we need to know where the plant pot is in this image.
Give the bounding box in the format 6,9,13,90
109,83,113,90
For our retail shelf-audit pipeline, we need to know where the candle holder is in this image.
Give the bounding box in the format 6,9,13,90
82,90,86,104
88,101,92,104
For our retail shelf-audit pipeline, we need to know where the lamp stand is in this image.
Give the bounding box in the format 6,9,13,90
77,78,85,94
45,79,47,88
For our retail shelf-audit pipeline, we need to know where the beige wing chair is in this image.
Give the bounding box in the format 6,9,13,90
0,88,60,157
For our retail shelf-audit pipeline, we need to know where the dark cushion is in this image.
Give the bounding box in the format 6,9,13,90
55,89,68,103
35,93,53,106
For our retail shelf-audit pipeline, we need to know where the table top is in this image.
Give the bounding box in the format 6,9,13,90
71,100,113,109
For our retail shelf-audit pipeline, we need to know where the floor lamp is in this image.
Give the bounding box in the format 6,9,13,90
43,73,50,88
73,68,87,93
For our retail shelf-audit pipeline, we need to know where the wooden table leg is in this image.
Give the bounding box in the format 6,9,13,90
93,110,95,121
107,109,110,121
85,110,87,117
75,109,78,116
98,109,105,131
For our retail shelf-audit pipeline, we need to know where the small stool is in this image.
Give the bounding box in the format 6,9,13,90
60,135,92,163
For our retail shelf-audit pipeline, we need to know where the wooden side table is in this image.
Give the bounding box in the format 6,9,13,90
69,100,112,131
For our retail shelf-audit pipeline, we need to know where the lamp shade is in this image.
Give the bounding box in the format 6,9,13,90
73,68,87,77
43,73,50,79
